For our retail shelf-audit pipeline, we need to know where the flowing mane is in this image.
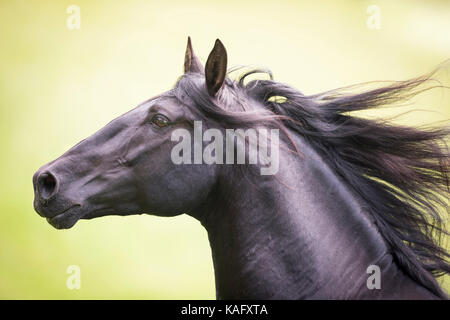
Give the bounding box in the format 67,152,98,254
172,68,450,298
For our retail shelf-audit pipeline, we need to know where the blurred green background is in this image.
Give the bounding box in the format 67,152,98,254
0,0,449,299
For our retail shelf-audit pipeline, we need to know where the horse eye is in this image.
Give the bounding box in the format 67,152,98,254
151,114,170,127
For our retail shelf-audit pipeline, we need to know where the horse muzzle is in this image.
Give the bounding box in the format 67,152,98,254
33,167,82,229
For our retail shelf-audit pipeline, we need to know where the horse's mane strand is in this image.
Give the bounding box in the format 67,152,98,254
173,68,450,298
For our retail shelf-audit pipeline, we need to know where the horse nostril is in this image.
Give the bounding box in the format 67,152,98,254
37,172,58,202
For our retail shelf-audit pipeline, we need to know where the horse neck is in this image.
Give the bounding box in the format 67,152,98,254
198,134,428,299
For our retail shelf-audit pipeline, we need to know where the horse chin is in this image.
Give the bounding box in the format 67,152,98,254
46,206,84,230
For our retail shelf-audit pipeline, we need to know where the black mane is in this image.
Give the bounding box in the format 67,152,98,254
173,68,450,298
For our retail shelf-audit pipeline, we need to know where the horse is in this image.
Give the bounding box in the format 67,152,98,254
33,37,450,299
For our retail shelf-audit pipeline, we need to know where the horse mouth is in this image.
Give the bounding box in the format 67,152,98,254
46,205,82,229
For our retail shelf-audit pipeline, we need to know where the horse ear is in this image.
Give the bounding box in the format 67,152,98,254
184,37,203,74
205,39,228,97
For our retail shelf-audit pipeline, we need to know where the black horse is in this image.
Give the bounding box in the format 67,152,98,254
33,38,449,299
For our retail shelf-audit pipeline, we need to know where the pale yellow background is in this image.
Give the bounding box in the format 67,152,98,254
0,0,448,299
